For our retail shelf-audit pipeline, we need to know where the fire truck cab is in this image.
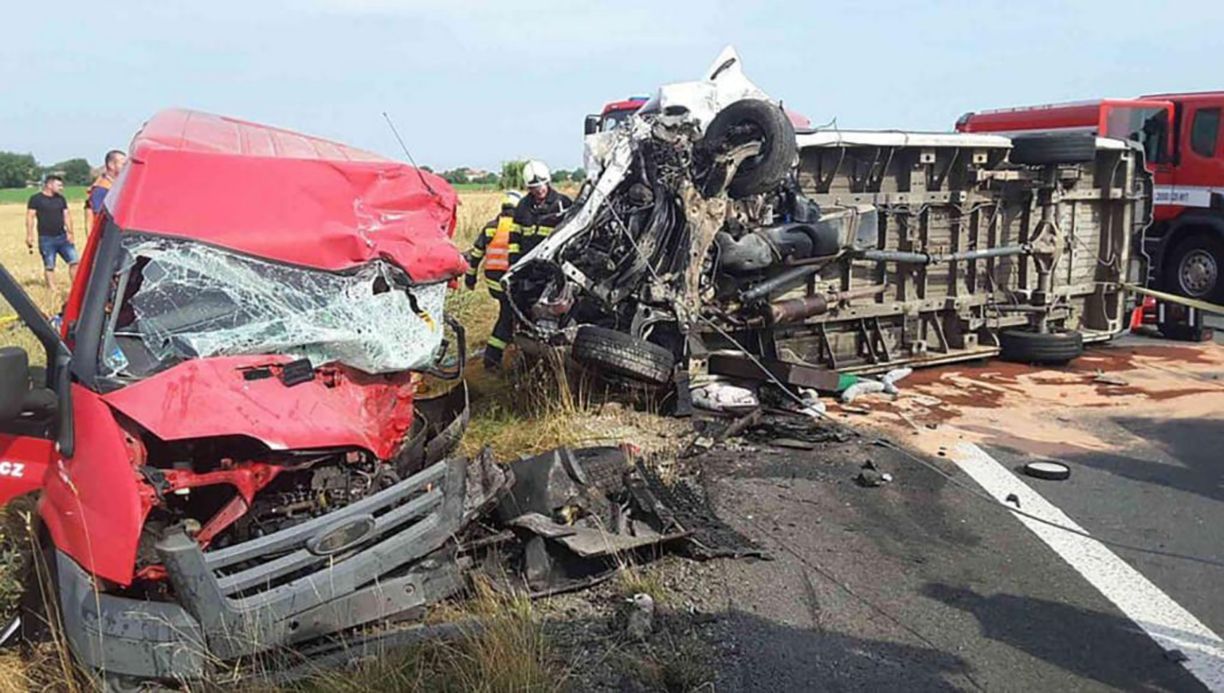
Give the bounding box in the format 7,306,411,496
584,96,649,135
958,93,1224,303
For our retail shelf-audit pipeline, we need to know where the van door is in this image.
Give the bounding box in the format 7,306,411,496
0,264,67,506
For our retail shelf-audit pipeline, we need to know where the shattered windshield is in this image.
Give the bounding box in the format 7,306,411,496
99,234,447,380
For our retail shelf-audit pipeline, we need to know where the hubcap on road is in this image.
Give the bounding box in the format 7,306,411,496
1178,249,1217,297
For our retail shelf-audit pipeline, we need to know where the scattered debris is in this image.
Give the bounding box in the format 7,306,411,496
715,408,763,442
1093,371,1130,387
772,438,817,451
881,367,913,395
1165,649,1190,663
495,447,765,595
1005,493,1021,507
1022,460,1072,481
855,460,893,488
691,377,759,412
796,387,829,419
623,593,656,641
841,367,913,403
842,379,886,403
741,415,852,448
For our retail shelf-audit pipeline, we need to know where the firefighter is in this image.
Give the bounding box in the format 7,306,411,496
508,160,572,268
466,191,522,369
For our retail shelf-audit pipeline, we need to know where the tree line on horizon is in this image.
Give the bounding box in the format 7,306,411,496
0,151,93,189
422,161,587,188
0,150,590,192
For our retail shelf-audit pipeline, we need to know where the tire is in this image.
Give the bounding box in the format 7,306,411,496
997,329,1084,364
1162,233,1224,303
571,326,675,386
700,99,797,197
1157,322,1211,342
1008,133,1098,166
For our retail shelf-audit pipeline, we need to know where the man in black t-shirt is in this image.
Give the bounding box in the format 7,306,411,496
26,174,79,301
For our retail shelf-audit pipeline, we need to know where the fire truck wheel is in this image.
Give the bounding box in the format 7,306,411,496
572,326,676,386
1164,233,1224,303
998,328,1084,365
699,98,798,198
1008,132,1098,166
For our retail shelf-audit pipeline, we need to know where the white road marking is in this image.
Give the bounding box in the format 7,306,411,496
952,442,1224,691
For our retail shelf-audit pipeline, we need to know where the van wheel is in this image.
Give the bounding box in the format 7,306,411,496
998,329,1084,364
1164,233,1224,303
571,326,676,386
1009,133,1097,165
699,99,797,197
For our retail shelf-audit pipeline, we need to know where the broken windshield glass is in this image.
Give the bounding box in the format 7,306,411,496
101,234,446,379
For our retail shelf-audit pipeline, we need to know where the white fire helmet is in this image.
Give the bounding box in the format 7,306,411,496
523,160,551,189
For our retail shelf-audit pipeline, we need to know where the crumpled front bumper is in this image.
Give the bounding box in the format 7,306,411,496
57,450,498,680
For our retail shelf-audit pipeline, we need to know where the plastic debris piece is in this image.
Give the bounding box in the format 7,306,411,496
624,593,655,641
841,379,885,403
881,367,913,395
691,377,759,412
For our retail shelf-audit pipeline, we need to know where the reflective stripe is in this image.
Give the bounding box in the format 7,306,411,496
485,251,510,271
507,243,521,253
537,226,554,237
487,335,508,350
485,278,504,292
485,216,513,272
469,247,485,258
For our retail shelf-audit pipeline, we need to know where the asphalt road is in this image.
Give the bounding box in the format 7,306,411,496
687,335,1223,691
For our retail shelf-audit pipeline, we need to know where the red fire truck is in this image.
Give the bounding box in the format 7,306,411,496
584,96,649,135
958,93,1224,305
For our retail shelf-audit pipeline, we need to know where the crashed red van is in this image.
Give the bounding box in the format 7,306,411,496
0,110,488,684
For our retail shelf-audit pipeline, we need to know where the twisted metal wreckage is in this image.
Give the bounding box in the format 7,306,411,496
0,48,1150,686
505,47,1150,404
0,104,756,688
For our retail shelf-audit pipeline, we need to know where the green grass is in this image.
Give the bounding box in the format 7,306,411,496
450,183,501,192
0,186,88,204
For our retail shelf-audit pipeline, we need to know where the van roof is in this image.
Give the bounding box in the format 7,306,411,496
105,109,465,282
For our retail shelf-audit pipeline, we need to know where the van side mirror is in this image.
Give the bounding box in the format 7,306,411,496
0,347,31,421
584,115,600,136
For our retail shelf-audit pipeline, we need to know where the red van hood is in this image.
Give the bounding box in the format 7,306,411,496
102,355,415,460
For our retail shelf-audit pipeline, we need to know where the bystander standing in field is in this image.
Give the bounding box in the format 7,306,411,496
85,149,126,231
25,174,78,306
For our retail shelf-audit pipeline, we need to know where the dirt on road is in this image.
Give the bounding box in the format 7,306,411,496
837,339,1224,461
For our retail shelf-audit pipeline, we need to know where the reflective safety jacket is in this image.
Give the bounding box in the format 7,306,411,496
466,213,514,291
508,188,572,266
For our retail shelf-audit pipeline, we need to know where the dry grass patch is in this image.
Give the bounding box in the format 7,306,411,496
289,579,564,693
613,565,670,606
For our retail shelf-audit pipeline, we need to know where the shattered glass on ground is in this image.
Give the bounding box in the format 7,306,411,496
104,234,446,376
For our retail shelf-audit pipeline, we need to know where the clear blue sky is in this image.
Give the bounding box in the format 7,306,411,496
2,0,1221,172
